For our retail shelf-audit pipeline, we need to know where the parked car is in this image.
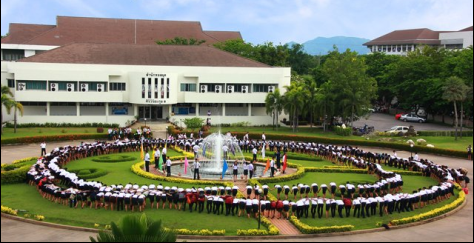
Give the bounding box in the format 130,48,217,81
401,114,426,123
395,113,405,120
386,126,410,135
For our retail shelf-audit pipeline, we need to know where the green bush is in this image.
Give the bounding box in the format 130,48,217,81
334,126,352,136
290,216,354,234
1,165,31,184
68,169,108,180
1,134,109,145
5,123,120,129
92,155,137,163
418,131,473,137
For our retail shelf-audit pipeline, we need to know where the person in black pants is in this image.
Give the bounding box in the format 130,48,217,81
145,150,150,172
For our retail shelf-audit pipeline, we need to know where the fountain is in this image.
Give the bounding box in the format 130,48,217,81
171,131,269,180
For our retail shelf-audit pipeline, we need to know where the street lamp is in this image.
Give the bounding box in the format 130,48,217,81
144,118,147,128
258,189,263,230
410,144,414,158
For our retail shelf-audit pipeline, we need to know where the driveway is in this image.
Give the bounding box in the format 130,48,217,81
353,113,464,132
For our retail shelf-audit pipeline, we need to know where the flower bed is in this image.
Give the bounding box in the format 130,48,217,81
1,205,18,216
237,217,279,236
290,216,354,234
171,229,226,236
67,168,109,180
92,155,138,163
390,190,466,226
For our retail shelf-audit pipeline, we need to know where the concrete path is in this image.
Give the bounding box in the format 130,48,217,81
1,142,472,242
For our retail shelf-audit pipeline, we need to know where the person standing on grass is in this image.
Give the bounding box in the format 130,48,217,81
145,150,150,172
154,147,160,169
252,147,258,162
166,157,172,177
468,145,472,161
270,157,275,178
40,142,47,156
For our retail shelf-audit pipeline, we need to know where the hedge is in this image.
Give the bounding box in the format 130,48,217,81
68,169,108,180
390,190,466,226
170,229,226,236
92,155,138,163
1,134,109,145
4,122,120,129
290,216,354,234
237,217,280,236
418,131,473,137
1,165,30,185
169,126,467,158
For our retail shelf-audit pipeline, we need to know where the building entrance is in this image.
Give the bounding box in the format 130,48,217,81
139,106,163,120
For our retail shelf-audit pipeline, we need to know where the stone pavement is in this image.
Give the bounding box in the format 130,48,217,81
1,142,472,242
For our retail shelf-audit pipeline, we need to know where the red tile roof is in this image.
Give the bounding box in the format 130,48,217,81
18,43,270,68
2,16,242,46
1,23,56,45
460,26,473,31
364,28,450,46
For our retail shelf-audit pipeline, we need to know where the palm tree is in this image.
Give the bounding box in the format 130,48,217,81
316,82,336,132
303,77,320,128
461,85,473,138
11,101,24,134
265,88,283,130
90,214,177,242
1,86,14,135
283,81,309,132
442,76,469,141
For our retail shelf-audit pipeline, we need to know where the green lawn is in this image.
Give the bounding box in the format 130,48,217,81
0,184,260,235
265,172,458,230
1,127,103,139
299,193,457,230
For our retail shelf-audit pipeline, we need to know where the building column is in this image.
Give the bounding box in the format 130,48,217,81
46,102,51,116
196,103,200,117
76,102,80,116
134,105,138,117
248,104,252,117
105,103,109,123
222,104,226,116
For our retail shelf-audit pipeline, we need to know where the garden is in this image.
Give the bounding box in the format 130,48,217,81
1,142,466,237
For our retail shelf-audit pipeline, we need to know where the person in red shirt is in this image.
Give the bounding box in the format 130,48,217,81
276,200,284,219
343,198,352,217
225,195,234,216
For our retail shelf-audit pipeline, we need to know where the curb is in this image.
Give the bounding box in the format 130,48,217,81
1,198,467,240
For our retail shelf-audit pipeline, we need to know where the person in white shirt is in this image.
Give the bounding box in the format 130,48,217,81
270,158,275,178
40,142,47,156
193,144,200,158
414,152,420,161
262,132,266,142
193,160,201,180
154,148,161,169
144,150,151,172
252,147,258,161
222,145,229,160
166,157,172,177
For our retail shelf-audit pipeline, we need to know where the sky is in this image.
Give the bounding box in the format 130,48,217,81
1,0,473,44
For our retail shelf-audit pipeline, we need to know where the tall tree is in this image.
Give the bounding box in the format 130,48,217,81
156,37,206,45
1,86,14,135
265,88,284,130
442,76,469,141
322,48,377,126
315,82,336,132
283,78,309,132
302,76,320,127
11,101,24,134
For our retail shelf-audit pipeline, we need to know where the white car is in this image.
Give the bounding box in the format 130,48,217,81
401,114,426,123
386,126,410,135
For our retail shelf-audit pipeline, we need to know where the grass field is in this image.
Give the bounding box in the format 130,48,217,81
0,184,260,235
1,127,103,139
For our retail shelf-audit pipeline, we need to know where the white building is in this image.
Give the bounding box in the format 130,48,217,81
1,17,290,127
364,26,473,55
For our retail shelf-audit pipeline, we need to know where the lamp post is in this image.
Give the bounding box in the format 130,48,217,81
410,144,414,158
258,189,263,230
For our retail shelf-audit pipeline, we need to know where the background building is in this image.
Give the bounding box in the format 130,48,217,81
364,26,473,55
1,16,290,127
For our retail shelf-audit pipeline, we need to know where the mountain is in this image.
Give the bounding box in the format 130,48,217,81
291,36,371,55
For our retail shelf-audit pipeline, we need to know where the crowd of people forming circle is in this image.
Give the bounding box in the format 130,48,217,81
28,132,469,222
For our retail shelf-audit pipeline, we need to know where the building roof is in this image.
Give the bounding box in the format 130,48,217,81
460,26,473,31
18,43,270,68
364,28,450,46
1,16,242,46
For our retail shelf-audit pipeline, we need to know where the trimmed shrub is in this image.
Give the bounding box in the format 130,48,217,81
334,126,352,136
1,165,30,184
97,127,104,134
68,169,108,180
78,170,92,176
290,216,354,234
418,131,473,137
92,155,137,163
1,134,109,145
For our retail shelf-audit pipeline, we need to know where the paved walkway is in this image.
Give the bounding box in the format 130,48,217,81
1,142,472,242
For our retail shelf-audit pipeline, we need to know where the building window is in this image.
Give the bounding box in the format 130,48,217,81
253,84,273,93
7,79,15,88
22,102,47,106
167,78,170,99
172,104,196,115
252,104,266,107
110,83,126,91
80,103,105,107
17,81,47,91
154,78,158,99
51,102,76,106
2,49,24,61
142,78,146,99
161,78,165,99
180,83,197,92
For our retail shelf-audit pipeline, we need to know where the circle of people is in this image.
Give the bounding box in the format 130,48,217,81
29,133,468,221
